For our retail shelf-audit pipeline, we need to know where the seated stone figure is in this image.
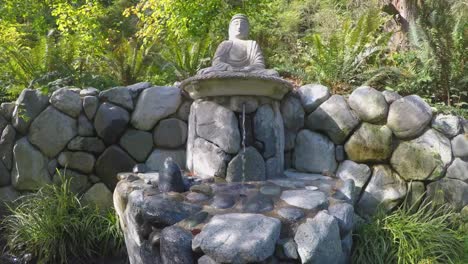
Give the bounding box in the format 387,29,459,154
198,14,278,76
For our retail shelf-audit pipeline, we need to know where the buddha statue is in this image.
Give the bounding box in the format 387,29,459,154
198,14,279,76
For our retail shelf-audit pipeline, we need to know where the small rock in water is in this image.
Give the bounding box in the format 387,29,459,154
158,157,185,193
240,192,274,213
260,185,282,196
211,193,237,209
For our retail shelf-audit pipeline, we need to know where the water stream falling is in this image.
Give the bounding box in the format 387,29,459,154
241,103,247,194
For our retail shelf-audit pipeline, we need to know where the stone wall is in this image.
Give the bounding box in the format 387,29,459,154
0,83,467,213
0,83,191,208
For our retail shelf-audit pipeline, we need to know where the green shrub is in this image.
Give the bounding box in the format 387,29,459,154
0,173,125,264
352,202,466,264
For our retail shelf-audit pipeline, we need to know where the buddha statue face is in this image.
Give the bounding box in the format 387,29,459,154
229,16,249,40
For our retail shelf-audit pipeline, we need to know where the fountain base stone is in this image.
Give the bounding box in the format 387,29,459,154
114,170,356,264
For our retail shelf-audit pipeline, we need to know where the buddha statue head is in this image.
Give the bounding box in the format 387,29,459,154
229,14,249,40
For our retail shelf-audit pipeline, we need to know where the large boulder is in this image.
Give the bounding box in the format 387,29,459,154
226,146,265,182
81,183,114,210
0,102,15,121
348,86,388,123
119,129,153,162
254,104,278,158
50,88,82,117
146,149,186,172
294,211,342,264
131,86,181,131
12,89,49,134
306,95,360,144
451,134,468,158
344,123,393,162
446,158,468,182
83,96,99,120
297,84,331,113
94,103,129,145
195,101,240,154
126,82,152,98
328,203,354,236
78,114,94,136
67,136,105,153
391,129,452,181
11,138,51,191
387,95,432,139
382,90,402,104
294,130,337,173
160,226,194,264
357,165,407,215
58,151,95,174
281,95,304,131
0,125,16,170
426,178,467,211
153,118,188,149
176,100,192,121
336,160,371,193
99,87,133,111
192,138,230,178
28,106,77,157
431,114,461,138
193,213,281,263
53,169,89,194
95,146,136,190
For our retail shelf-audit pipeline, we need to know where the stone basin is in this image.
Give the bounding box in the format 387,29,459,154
180,72,294,100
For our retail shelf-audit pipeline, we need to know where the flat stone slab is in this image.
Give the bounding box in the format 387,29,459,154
193,213,281,263
180,72,293,100
280,189,328,210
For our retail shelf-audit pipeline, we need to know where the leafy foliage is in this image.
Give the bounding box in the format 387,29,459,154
1,172,125,264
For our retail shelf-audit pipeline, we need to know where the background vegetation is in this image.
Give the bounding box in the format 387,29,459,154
0,0,466,113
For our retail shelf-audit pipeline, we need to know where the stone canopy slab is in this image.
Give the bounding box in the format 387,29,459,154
180,72,293,100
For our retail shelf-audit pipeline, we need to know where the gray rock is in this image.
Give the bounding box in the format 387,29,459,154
28,106,77,157
50,88,82,117
48,159,58,176
432,114,461,138
452,134,468,158
447,158,468,182
297,84,331,113
99,87,133,110
131,86,182,131
406,181,425,210
119,129,153,162
226,146,265,182
382,90,402,104
348,86,388,123
0,186,19,203
463,119,468,133
95,145,136,190
94,103,129,145
328,203,354,236
176,100,192,121
357,165,407,215
0,115,6,134
192,138,230,178
67,137,105,153
391,129,452,181
195,101,240,154
281,95,304,131
336,179,356,204
284,130,296,151
12,137,51,191
126,82,152,98
159,158,185,193
255,104,278,158
154,118,188,148
12,89,49,134
277,207,305,222
83,96,99,120
186,192,209,203
265,157,281,179
160,226,194,264
229,96,259,113
198,255,218,264
341,233,353,263
146,149,186,172
294,211,342,264
58,151,95,174
277,239,299,260
53,169,89,193
143,195,202,226
306,95,360,144
81,183,114,210
132,164,148,174
0,102,15,121
0,160,10,186
78,114,94,136
211,193,237,209
80,87,99,96
0,125,16,170
426,178,467,211
344,123,393,162
280,189,328,210
240,192,274,213
387,95,432,139
193,213,281,263
335,145,345,162
336,160,371,193
260,185,281,196
294,130,337,173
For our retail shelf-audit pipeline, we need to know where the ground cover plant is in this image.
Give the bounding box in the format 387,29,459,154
0,173,125,264
352,201,467,264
